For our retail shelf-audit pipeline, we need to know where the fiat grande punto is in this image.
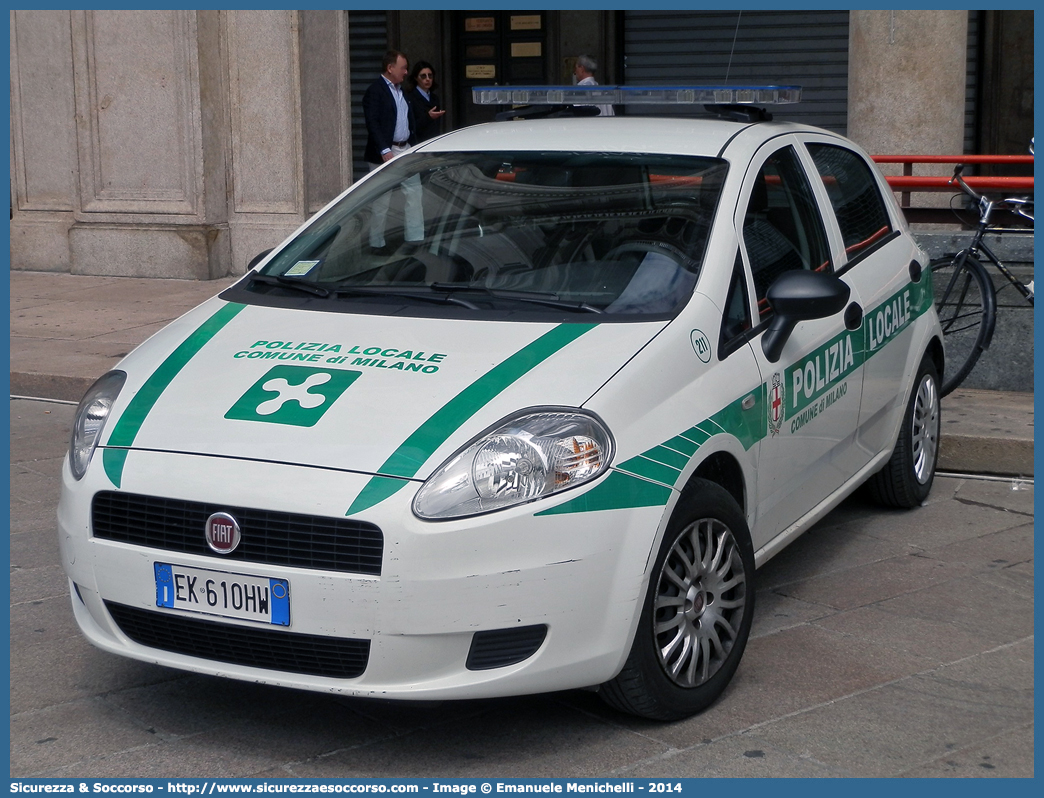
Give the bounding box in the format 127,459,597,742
59,95,943,720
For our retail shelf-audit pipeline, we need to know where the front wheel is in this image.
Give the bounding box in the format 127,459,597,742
600,480,755,720
930,254,996,396
868,355,941,508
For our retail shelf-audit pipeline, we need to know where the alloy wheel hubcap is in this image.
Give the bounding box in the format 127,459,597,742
685,582,707,618
654,518,747,688
911,373,940,484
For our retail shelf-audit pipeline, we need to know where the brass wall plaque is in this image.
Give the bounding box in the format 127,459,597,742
466,64,496,79
510,15,541,31
466,45,496,59
511,42,542,58
464,17,495,32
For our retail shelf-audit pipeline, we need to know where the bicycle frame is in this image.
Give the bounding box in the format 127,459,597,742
931,163,1032,396
953,177,1034,305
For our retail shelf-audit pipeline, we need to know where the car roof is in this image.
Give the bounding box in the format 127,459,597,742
416,116,830,159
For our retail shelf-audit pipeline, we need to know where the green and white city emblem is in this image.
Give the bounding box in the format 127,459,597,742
225,365,361,427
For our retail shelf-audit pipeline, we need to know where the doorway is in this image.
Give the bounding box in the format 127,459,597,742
452,10,550,127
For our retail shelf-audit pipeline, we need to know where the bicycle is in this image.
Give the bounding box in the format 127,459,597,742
930,163,1034,396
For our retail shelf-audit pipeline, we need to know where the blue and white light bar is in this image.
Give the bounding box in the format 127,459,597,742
472,85,802,106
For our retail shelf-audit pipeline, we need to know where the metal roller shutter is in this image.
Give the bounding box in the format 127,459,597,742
348,11,388,182
623,10,979,148
623,10,851,132
964,12,980,153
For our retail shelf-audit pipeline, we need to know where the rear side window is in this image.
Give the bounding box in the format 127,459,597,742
807,143,894,263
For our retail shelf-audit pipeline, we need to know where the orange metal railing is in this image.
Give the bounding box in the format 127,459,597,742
872,155,1034,194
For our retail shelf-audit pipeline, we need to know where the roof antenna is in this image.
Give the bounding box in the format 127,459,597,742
724,11,742,83
709,12,774,122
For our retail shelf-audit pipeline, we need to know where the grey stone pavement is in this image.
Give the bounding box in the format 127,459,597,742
9,399,1034,778
7,270,1035,778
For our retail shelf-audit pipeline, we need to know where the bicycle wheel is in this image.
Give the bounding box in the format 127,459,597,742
930,254,996,396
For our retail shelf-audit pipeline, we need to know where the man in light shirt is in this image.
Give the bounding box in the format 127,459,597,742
573,54,615,117
362,50,423,251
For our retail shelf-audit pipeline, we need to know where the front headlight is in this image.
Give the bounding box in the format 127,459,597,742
69,370,126,480
413,409,614,520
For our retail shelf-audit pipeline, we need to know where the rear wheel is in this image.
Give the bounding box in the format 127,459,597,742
869,356,941,508
931,254,995,396
600,480,754,720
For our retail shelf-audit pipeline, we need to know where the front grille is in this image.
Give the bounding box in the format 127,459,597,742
467,624,548,670
92,491,383,575
105,601,369,679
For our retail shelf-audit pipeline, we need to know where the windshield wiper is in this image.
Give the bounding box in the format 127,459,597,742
248,272,330,298
249,274,480,308
254,273,602,313
330,284,480,309
429,283,603,314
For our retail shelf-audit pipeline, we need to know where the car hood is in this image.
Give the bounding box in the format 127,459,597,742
99,298,665,487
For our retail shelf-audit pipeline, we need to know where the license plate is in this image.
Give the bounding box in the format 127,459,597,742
154,563,290,626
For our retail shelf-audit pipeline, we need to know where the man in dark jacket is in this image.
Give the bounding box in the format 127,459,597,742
362,50,423,250
363,50,415,164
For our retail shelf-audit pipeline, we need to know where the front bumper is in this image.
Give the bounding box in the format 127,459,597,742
59,447,667,700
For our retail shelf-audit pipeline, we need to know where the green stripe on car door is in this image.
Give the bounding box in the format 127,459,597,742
346,323,599,516
102,302,246,488
541,279,933,517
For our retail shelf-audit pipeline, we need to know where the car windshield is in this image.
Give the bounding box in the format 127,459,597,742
249,150,728,319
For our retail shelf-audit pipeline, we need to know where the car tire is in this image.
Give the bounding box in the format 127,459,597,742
868,355,941,508
600,479,755,721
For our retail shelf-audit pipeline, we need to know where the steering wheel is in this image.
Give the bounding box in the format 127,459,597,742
605,240,698,271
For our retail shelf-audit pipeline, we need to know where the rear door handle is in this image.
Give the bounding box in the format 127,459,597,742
844,302,863,331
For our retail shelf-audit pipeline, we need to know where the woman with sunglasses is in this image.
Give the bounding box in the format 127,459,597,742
406,61,447,142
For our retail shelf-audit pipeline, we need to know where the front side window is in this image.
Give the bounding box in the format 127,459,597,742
742,145,832,320
241,151,728,320
807,143,894,263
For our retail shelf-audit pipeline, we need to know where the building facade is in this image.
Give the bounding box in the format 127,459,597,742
9,9,1032,280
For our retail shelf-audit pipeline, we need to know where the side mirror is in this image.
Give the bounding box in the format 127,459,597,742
761,270,850,363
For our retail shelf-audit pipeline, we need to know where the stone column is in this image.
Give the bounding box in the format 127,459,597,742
223,9,303,274
847,10,968,208
9,10,80,272
226,9,352,271
66,9,231,279
9,9,351,280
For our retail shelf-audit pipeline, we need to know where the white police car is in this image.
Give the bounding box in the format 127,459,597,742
59,86,942,720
